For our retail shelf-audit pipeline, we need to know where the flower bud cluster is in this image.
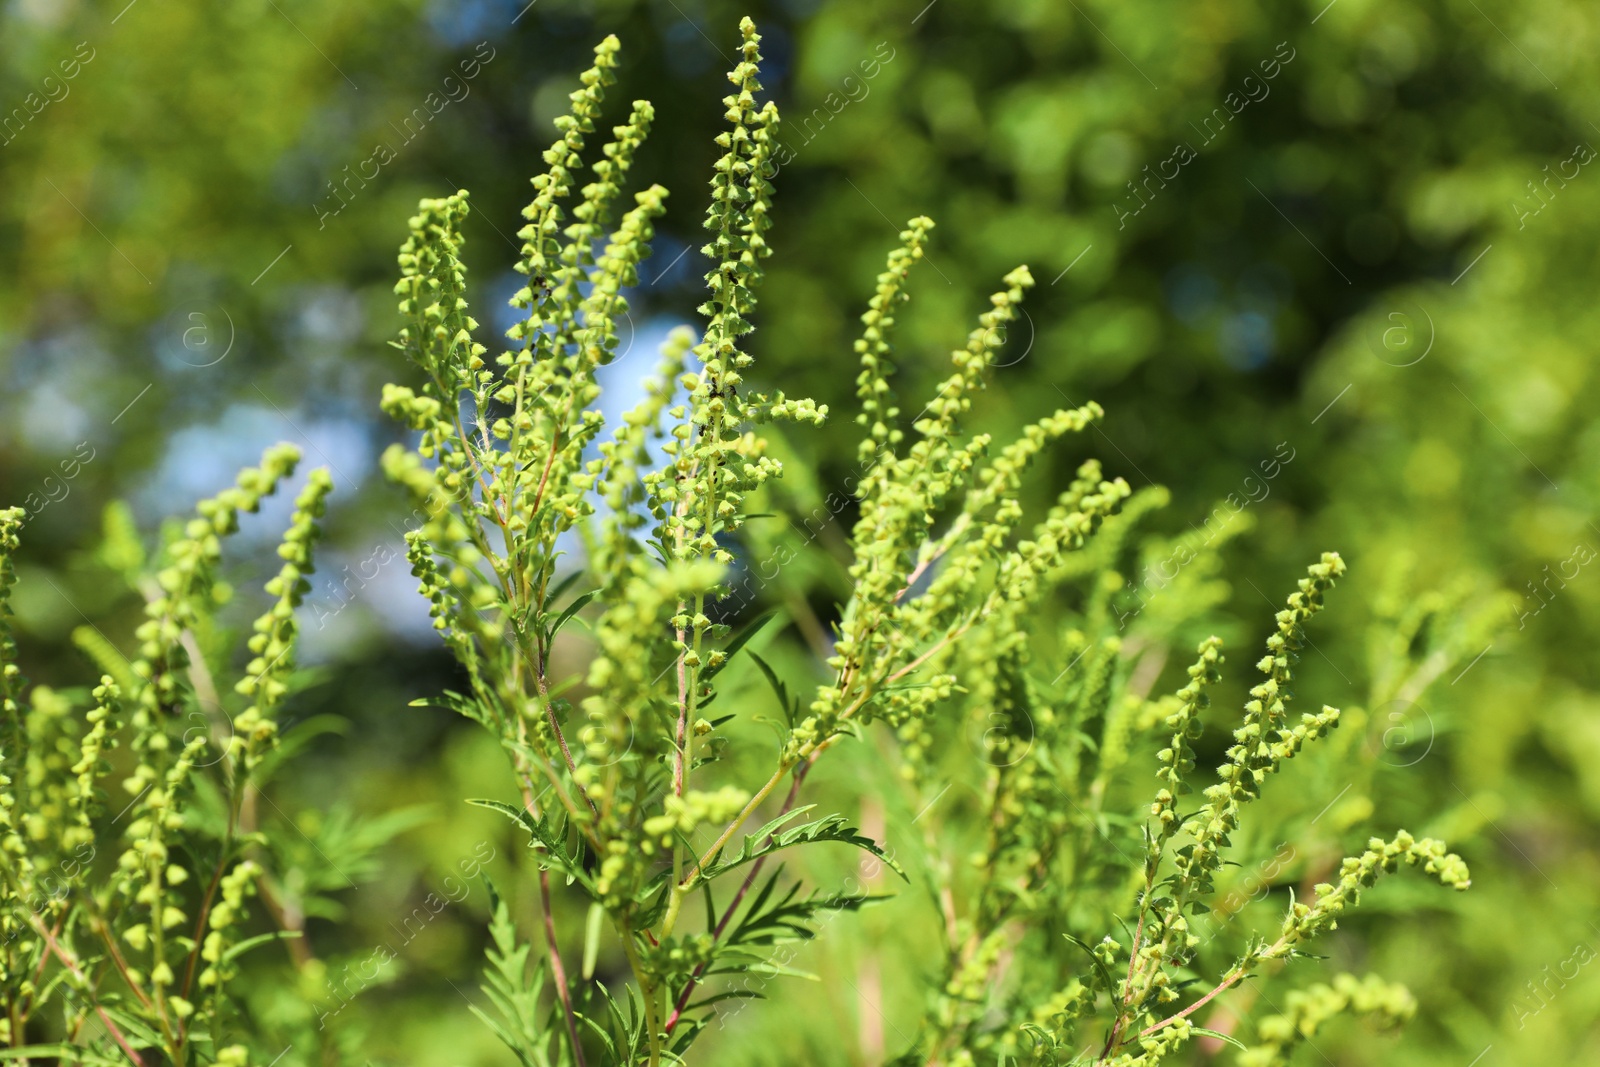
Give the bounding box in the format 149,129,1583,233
1276,830,1470,951
1239,972,1417,1066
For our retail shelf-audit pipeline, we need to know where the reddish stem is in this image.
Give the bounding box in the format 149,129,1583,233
34,917,147,1066
539,867,589,1067
13,912,65,1025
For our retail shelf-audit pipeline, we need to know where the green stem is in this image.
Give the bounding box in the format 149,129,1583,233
661,759,793,939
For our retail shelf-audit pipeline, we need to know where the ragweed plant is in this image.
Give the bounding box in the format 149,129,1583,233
0,454,408,1064
380,18,1472,1067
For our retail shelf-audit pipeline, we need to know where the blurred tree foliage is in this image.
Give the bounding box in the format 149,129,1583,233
1,0,1596,1062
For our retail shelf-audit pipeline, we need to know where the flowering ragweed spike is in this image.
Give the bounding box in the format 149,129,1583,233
1150,637,1225,837
0,507,23,720
957,402,1104,522
235,467,334,767
1239,973,1417,1067
795,260,1125,766
855,216,935,464
1124,558,1350,989
908,265,1035,487
673,15,818,576
598,327,694,578
556,98,656,350
71,675,124,830
1176,552,1347,894
1278,832,1470,951
1088,835,1470,1062
131,443,301,720
509,35,621,327
394,191,481,401
577,183,669,367
0,510,30,928
197,860,261,992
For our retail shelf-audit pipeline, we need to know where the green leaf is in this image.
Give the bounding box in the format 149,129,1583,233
585,980,647,1063
687,988,765,1010
472,874,547,1067
412,688,498,729
98,499,146,578
468,798,595,893
0,1047,80,1061
545,566,584,605
222,929,303,964
1192,1027,1247,1051
98,1004,164,1048
700,811,906,882
724,874,887,950
582,900,604,980
747,959,821,980
747,650,797,729
546,588,598,642
468,797,542,836
742,804,815,845
71,625,137,695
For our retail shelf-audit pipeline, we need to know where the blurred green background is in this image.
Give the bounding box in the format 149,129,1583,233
3,0,1597,1062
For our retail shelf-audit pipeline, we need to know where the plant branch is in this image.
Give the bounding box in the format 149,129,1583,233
32,915,148,1066
539,867,589,1067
